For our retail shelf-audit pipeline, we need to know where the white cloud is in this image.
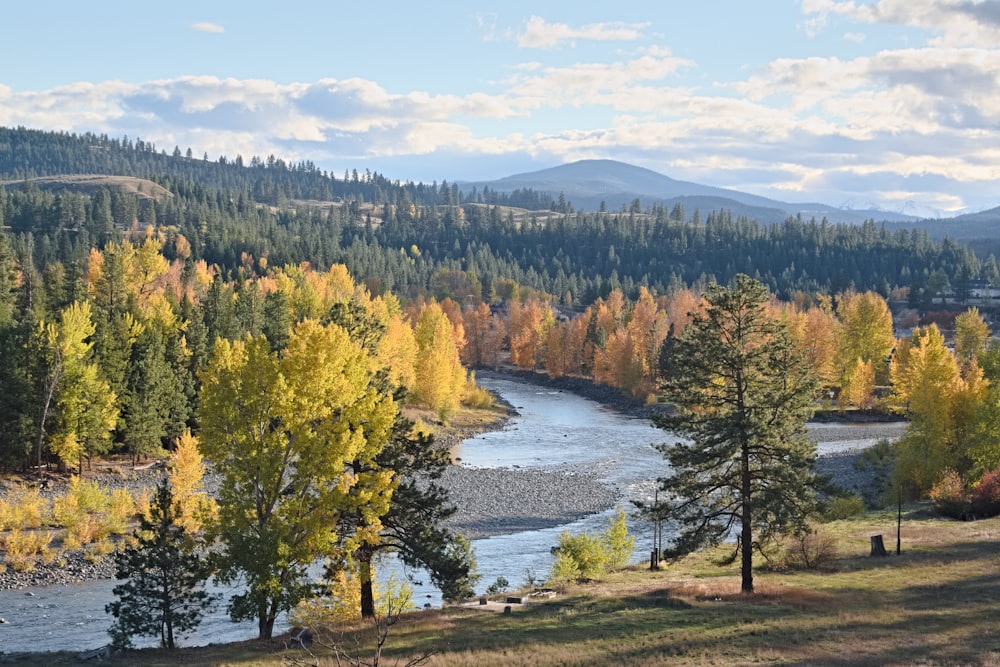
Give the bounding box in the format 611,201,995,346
191,22,225,34
802,0,1000,46
517,16,650,49
7,19,1000,214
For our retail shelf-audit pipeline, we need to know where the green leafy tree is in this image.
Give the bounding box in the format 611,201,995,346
654,275,820,594
42,301,118,473
197,320,398,639
106,480,216,649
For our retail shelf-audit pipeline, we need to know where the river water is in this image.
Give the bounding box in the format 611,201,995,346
0,377,902,654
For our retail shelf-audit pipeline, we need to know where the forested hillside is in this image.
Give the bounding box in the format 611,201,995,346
0,127,992,306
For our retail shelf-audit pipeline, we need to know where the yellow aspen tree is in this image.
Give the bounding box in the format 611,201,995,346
198,320,398,639
955,307,991,364
624,287,670,399
379,313,417,391
44,301,118,473
803,302,841,386
167,430,216,533
836,291,895,387
840,358,876,410
462,301,505,368
507,298,554,369
413,302,465,422
593,329,632,389
563,312,590,376
594,290,627,344
438,298,467,358
544,321,570,379
890,324,963,493
663,288,704,335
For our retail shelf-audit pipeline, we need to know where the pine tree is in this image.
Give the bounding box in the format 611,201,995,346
654,275,820,594
106,480,216,649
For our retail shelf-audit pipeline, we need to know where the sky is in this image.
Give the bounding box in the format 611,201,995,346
2,0,999,215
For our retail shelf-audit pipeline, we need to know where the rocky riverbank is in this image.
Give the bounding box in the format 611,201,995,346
440,466,619,540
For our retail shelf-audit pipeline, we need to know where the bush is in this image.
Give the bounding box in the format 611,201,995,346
825,494,866,520
601,506,635,570
0,486,48,531
485,576,509,595
549,507,636,584
462,374,496,409
550,531,608,584
3,529,53,572
928,470,971,519
971,468,1000,518
782,529,838,570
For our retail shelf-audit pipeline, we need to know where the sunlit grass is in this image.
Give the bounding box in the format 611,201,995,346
13,508,999,666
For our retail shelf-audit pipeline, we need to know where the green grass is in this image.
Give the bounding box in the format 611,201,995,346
8,506,1000,666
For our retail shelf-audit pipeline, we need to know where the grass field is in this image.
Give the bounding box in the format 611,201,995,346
5,505,999,666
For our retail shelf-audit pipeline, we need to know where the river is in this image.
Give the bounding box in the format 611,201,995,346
0,376,903,654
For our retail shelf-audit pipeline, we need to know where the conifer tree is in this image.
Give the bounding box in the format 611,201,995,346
106,480,216,649
654,275,820,593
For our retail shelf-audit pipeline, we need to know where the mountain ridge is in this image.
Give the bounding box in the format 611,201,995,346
460,158,922,225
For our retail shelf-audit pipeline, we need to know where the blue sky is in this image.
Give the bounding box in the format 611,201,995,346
2,1,999,215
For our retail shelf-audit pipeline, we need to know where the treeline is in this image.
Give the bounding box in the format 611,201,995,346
0,180,991,314
0,232,473,471
1,126,994,307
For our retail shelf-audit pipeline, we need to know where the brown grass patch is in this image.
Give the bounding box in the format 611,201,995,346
1,174,172,201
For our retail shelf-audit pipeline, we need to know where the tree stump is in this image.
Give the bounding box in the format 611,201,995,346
870,534,888,557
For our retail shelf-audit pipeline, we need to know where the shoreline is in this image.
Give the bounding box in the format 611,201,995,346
0,369,900,591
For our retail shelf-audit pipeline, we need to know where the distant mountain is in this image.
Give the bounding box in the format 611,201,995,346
459,159,921,224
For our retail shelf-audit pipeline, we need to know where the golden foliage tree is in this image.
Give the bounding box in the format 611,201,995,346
198,320,399,639
836,291,895,387
413,301,466,422
462,301,505,368
955,307,991,364
890,324,986,494
507,298,554,369
167,430,216,533
42,301,118,473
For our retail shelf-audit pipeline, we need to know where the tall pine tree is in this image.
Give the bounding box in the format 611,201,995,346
654,275,820,593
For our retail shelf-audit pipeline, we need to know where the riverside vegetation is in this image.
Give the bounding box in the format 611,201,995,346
3,508,998,666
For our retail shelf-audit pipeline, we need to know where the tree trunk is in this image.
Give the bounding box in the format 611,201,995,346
258,601,274,639
741,434,754,594
360,547,375,619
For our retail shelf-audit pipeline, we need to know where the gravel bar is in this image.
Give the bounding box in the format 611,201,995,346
439,466,619,540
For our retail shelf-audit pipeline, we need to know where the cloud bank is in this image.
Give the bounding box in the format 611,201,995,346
3,8,1000,213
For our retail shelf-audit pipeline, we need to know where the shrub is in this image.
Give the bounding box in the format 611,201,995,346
290,562,413,627
825,494,866,521
462,384,496,410
971,468,1000,518
0,486,49,531
601,506,635,570
782,529,838,570
3,529,53,572
928,470,971,519
549,531,608,584
485,576,509,595
106,489,135,535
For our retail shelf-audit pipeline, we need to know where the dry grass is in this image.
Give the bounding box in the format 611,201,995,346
0,174,172,201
